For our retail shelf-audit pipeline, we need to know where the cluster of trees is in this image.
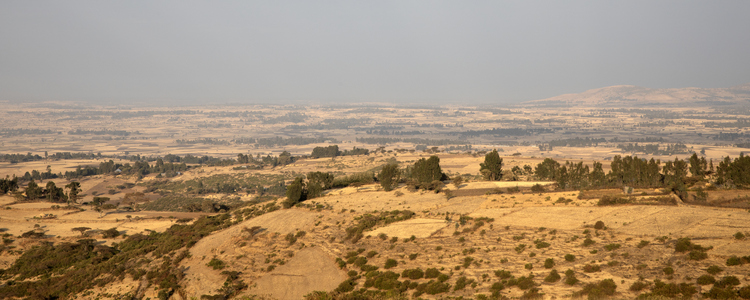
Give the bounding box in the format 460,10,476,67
616,143,689,155
68,129,135,136
20,166,58,181
716,154,750,188
22,180,79,203
261,112,309,124
284,155,454,208
1,176,19,194
175,138,229,145
0,128,57,137
310,145,369,158
375,156,449,192
239,151,295,167
539,138,607,151
533,153,723,199
233,136,335,147
60,159,188,179
283,171,335,208
355,137,464,146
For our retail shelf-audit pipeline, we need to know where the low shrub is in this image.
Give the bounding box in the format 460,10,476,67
696,275,716,285
639,279,697,299
583,264,601,273
453,276,473,291
544,270,561,283
594,220,605,230
207,258,226,270
424,268,441,279
629,280,649,292
663,266,674,275
384,259,397,269
604,243,621,251
101,228,120,238
707,265,723,275
495,269,512,279
402,268,424,280
544,258,555,269
530,184,545,192
564,269,578,285
689,250,708,261
573,278,617,298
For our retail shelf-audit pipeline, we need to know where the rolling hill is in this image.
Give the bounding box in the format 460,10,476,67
524,83,750,107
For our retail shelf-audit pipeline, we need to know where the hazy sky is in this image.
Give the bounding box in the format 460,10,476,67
2,1,749,105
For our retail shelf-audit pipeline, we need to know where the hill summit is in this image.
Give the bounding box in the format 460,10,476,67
524,83,750,107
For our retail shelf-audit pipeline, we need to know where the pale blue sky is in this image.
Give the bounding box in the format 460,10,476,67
1,1,749,105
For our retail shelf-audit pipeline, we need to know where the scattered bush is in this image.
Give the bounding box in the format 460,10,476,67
573,278,617,299
334,279,357,293
530,184,545,192
384,259,397,269
535,240,550,249
689,250,708,261
495,270,512,279
674,237,711,253
604,243,621,251
101,228,120,238
663,266,674,275
544,258,555,269
715,276,741,288
402,268,424,280
207,258,226,270
629,280,650,292
564,254,575,262
640,279,697,299
424,268,441,279
583,264,601,273
707,265,723,275
725,255,750,266
696,275,716,285
594,221,605,230
598,196,630,206
544,270,561,283
454,276,473,291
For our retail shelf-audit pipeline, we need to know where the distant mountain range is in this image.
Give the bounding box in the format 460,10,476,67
523,83,750,107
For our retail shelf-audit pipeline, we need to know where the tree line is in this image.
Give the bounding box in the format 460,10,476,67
310,145,369,158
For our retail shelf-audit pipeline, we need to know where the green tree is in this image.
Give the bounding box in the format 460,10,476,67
278,151,293,166
311,145,340,158
25,180,43,199
689,153,707,179
479,149,503,181
44,181,66,202
535,158,560,180
410,156,444,189
589,162,606,187
378,163,401,191
65,181,81,204
283,177,306,208
306,171,334,199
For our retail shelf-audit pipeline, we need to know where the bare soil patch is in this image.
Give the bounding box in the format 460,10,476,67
248,247,347,300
